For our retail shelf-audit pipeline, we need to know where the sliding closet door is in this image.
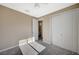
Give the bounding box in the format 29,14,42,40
76,8,79,53
52,8,78,52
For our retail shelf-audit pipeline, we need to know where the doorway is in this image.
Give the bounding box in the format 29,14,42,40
38,21,43,41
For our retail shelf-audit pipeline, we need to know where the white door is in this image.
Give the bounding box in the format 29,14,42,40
32,18,38,40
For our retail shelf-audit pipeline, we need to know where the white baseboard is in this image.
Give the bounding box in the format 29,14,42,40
0,45,18,53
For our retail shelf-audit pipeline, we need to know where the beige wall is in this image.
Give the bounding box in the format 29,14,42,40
40,16,52,44
0,5,33,50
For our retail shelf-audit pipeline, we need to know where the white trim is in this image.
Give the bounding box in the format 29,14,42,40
0,45,18,53
32,18,38,40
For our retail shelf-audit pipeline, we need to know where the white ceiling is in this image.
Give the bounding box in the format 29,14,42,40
0,3,75,18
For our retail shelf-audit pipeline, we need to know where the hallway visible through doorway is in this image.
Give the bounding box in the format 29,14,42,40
38,21,43,41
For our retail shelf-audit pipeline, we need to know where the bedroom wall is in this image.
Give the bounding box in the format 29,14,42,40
40,4,79,53
0,5,33,50
40,16,52,44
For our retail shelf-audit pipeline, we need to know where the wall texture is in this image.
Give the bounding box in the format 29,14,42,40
52,8,79,52
0,5,32,50
41,16,52,44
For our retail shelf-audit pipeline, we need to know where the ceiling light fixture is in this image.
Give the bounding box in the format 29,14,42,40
34,3,48,9
34,3,40,8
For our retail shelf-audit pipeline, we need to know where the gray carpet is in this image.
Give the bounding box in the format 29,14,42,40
0,40,78,55
37,40,78,55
